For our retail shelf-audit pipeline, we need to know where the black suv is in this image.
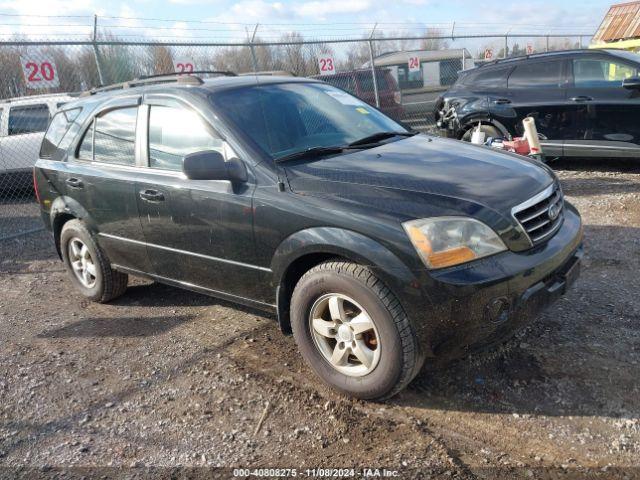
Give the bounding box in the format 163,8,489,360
437,49,640,158
34,73,583,400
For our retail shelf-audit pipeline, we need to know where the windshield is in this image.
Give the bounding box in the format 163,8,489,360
212,82,407,159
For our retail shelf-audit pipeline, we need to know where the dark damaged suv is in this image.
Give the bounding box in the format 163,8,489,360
34,73,583,400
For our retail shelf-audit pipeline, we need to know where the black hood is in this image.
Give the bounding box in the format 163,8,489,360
284,134,554,217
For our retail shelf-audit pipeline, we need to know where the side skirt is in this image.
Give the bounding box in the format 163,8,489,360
111,263,277,314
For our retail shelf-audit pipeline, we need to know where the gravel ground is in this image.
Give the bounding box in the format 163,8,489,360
1,158,639,479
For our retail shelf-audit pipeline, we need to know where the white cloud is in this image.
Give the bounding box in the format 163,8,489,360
0,0,95,16
292,0,371,17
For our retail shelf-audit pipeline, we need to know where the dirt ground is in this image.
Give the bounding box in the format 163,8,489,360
1,158,639,479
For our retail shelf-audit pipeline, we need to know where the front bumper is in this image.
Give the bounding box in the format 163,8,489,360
402,202,584,360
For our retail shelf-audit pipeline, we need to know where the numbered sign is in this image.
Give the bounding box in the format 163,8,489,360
173,58,195,74
317,55,335,76
484,48,494,60
21,57,59,89
526,44,535,55
408,56,421,73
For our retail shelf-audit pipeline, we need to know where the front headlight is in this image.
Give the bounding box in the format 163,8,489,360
402,217,507,269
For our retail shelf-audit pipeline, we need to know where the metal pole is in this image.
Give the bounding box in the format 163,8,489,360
504,35,508,59
368,23,380,108
462,49,466,70
546,35,550,52
249,23,259,73
92,15,105,86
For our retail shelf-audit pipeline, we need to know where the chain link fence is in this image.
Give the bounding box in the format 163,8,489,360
0,32,589,241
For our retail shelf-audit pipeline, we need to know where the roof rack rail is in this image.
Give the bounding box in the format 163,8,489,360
478,49,588,68
0,91,81,104
138,70,237,80
80,71,236,97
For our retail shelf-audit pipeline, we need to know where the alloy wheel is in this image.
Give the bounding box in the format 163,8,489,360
309,293,381,377
68,237,97,288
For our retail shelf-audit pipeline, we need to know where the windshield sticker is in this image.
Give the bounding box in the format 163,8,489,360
325,90,365,106
355,107,370,114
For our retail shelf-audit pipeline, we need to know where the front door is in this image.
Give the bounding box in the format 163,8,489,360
564,55,640,157
135,98,268,303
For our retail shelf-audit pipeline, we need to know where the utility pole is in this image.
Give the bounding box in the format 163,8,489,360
368,22,380,108
92,14,105,86
249,23,259,73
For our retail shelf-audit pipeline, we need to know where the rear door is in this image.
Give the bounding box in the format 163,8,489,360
63,97,151,273
135,95,265,302
491,59,570,157
2,103,50,173
565,55,640,157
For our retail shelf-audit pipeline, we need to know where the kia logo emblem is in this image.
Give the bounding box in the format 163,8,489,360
548,203,560,221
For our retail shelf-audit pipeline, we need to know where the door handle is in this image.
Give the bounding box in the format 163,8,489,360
493,98,511,105
139,189,165,202
66,177,84,189
570,96,593,102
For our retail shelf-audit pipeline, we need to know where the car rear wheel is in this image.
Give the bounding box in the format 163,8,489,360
60,219,128,303
290,260,422,400
461,124,501,142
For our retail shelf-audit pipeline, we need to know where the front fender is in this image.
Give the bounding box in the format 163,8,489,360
271,227,417,289
271,227,434,356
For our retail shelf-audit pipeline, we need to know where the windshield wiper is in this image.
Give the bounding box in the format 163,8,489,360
348,131,417,147
274,145,348,163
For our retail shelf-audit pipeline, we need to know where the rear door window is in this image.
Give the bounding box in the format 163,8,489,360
508,61,564,89
8,104,50,135
148,105,223,172
78,107,137,165
573,58,639,87
93,107,137,165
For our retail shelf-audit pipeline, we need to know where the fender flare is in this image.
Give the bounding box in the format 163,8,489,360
49,196,97,257
459,116,510,139
270,227,430,339
271,227,416,286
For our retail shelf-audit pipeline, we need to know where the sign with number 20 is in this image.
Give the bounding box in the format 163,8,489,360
21,56,60,89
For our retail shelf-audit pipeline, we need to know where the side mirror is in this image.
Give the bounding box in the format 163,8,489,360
182,151,248,183
622,77,640,90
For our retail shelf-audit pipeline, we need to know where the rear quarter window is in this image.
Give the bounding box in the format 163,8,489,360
40,108,81,158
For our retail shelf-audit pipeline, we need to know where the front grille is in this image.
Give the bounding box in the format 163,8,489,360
512,183,564,245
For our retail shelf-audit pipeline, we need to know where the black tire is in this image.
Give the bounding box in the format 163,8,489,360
60,219,128,303
290,260,423,400
461,124,501,142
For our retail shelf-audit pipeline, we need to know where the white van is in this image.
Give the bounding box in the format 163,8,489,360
0,93,75,190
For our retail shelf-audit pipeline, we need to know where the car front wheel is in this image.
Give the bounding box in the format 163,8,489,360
290,260,423,400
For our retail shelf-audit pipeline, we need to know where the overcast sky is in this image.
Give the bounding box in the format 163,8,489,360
0,0,612,40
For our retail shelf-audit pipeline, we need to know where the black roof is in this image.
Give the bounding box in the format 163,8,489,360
467,48,639,73
60,73,319,111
